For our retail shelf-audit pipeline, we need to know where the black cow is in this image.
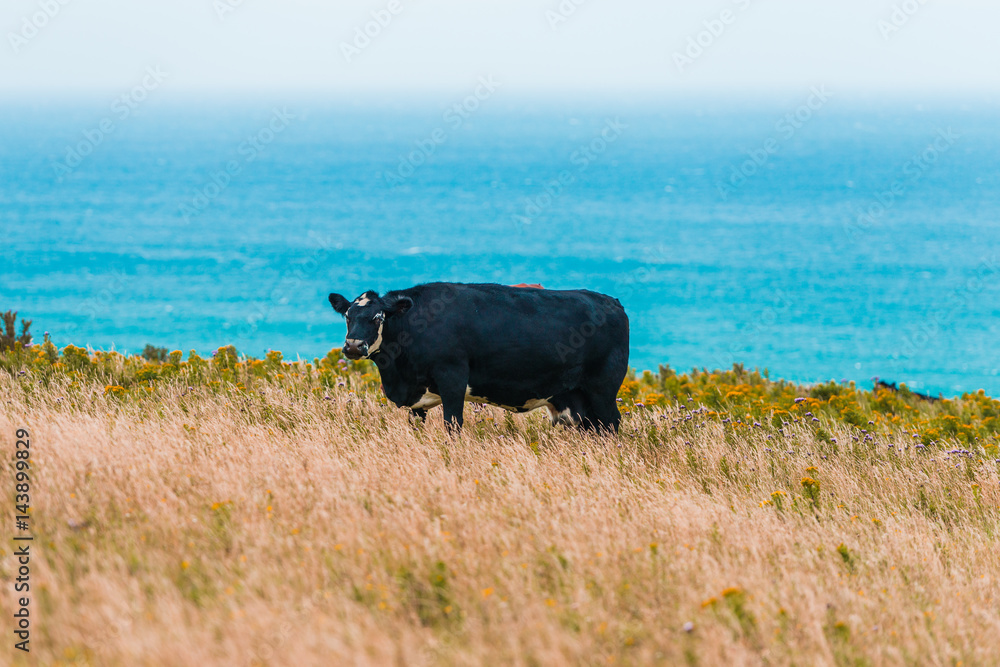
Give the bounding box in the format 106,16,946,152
327,282,629,432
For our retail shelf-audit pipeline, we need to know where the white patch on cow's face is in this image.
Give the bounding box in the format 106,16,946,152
354,295,371,306
411,390,442,410
367,318,384,356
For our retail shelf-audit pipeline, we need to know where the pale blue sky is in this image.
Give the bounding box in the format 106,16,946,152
1,0,997,96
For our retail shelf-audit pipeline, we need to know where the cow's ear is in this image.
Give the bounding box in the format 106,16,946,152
385,295,413,316
328,293,351,315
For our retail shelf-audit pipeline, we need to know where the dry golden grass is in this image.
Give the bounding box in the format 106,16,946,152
2,372,999,666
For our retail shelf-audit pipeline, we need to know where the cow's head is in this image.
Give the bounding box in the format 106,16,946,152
328,290,413,360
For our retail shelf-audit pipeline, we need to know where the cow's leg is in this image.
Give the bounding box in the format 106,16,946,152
583,391,621,433
433,363,469,432
409,408,427,423
582,349,628,434
549,390,589,427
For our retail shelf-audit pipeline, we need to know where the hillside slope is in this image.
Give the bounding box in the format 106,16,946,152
1,344,998,665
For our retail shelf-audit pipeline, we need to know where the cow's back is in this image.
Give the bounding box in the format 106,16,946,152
395,282,627,405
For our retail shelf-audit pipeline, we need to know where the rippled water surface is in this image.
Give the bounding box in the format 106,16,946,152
2,97,998,395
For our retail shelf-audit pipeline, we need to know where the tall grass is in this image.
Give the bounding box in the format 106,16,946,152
1,345,998,665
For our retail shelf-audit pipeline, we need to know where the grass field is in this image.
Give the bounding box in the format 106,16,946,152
1,341,999,665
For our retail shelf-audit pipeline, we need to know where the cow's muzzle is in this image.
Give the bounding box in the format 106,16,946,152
343,339,368,360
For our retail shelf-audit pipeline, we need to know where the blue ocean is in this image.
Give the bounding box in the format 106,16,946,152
2,95,998,396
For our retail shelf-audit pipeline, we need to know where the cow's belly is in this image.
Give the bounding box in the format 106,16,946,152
409,386,554,414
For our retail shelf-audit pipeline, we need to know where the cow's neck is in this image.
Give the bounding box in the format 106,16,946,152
369,320,405,367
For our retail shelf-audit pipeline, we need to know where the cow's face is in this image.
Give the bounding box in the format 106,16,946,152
328,290,413,360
